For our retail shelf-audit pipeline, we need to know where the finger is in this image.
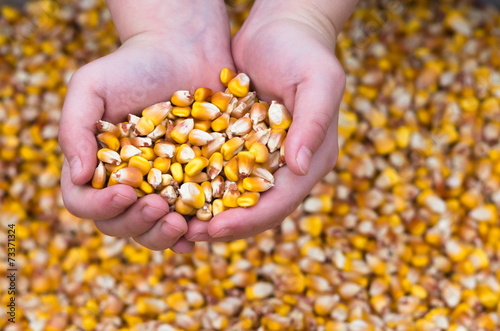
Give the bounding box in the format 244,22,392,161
171,237,195,254
58,65,106,186
133,212,188,251
207,124,338,241
61,159,138,220
285,62,345,176
94,194,169,237
185,219,211,241
205,167,304,241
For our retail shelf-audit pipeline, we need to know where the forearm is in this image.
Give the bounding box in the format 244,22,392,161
106,0,229,43
247,0,358,41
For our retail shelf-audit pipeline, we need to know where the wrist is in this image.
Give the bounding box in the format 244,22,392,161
244,0,357,44
106,0,229,44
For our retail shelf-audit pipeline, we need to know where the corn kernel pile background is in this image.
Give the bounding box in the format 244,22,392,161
1,0,500,330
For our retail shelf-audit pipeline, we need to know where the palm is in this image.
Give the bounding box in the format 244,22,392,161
59,34,234,252
186,20,345,241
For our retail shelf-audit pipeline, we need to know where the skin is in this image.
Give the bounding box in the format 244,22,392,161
186,0,358,242
59,1,234,253
59,0,357,251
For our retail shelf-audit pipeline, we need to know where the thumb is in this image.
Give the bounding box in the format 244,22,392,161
58,68,105,185
285,67,345,176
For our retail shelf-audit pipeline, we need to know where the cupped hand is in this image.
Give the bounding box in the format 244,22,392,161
186,2,345,242
59,9,234,253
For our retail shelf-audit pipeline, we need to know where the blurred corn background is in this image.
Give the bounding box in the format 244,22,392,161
1,0,500,330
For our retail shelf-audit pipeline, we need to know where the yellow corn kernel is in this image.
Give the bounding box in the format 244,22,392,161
111,167,143,188
91,162,107,189
118,123,132,138
97,132,120,151
231,96,255,118
188,128,214,146
153,157,171,173
237,151,255,178
138,147,156,161
130,136,153,147
97,148,121,165
174,198,196,215
212,199,227,216
445,240,470,262
179,182,205,209
207,152,223,179
160,185,178,205
185,156,209,177
237,192,260,208
299,215,324,236
228,72,250,97
105,161,128,174
201,132,226,158
191,101,222,121
410,284,428,300
250,102,267,125
237,179,246,193
192,145,202,158
170,118,194,144
267,129,286,153
134,116,155,136
148,123,167,141
469,248,489,270
194,87,213,102
96,120,121,137
142,102,172,125
268,101,292,130
139,180,154,194
147,168,162,189
477,284,499,309
230,115,253,136
222,182,240,208
245,128,271,149
170,90,194,107
264,150,281,173
221,137,245,160
201,181,213,203
171,106,191,117
220,67,237,87
128,155,151,176
153,142,176,158
211,91,233,112
372,129,396,155
196,203,212,221
120,144,142,161
176,144,196,164
249,142,269,163
193,119,212,131
224,156,240,182
243,177,274,192
211,113,231,132
170,162,184,184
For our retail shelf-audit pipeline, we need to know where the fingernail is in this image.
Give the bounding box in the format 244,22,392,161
161,221,184,237
111,193,135,209
211,227,230,238
297,146,312,175
141,205,168,222
69,156,82,181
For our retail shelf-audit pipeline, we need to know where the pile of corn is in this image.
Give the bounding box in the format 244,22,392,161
1,0,500,330
93,69,290,219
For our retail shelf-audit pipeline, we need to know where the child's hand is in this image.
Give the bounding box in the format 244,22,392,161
185,0,353,242
59,1,234,253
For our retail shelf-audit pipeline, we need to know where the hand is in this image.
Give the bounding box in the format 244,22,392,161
185,1,346,242
59,2,234,253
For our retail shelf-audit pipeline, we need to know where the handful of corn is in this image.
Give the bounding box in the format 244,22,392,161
92,68,291,220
